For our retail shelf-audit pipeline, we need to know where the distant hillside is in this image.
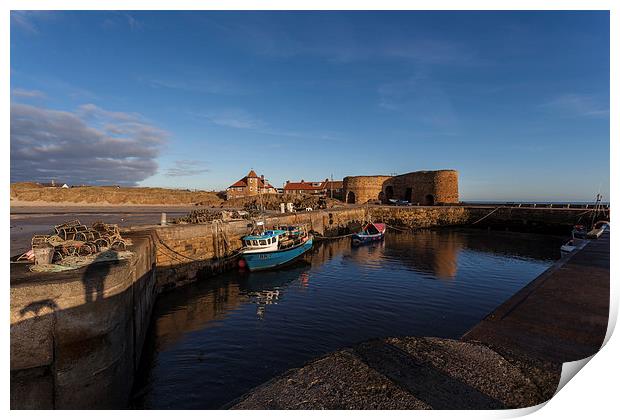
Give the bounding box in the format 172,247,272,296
10,183,224,205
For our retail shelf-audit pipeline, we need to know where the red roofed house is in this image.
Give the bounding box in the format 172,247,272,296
283,178,344,199
226,170,277,200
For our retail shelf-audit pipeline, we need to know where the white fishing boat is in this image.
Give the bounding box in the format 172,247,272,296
560,225,587,256
560,194,609,256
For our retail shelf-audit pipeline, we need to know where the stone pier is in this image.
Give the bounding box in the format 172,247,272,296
10,204,607,409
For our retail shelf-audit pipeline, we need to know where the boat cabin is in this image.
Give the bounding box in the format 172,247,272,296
243,230,287,252
242,224,310,253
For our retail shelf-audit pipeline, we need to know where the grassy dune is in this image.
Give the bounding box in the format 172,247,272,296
10,183,224,206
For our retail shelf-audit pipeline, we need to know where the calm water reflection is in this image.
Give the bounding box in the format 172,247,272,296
132,228,563,409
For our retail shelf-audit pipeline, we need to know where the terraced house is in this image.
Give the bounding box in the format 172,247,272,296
283,179,344,199
226,170,277,200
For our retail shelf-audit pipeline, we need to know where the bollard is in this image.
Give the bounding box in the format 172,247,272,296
160,212,167,226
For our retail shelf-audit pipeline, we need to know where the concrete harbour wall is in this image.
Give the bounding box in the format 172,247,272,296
10,232,157,409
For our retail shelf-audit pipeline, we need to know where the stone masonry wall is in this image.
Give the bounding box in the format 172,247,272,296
344,171,459,205
369,206,470,229
153,208,367,289
343,176,392,204
382,170,459,205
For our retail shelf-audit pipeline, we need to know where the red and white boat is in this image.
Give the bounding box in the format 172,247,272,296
351,222,386,246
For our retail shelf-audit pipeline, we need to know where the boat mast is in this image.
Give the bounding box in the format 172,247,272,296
258,180,266,231
590,192,603,229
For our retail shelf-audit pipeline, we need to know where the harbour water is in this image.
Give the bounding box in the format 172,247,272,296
132,228,564,409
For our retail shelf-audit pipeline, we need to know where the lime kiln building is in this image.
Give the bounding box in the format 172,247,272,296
343,170,459,205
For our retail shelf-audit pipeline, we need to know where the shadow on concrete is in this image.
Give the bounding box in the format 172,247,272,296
19,299,59,317
82,250,120,303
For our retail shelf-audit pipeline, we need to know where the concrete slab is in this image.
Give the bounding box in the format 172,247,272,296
463,230,609,364
231,349,430,410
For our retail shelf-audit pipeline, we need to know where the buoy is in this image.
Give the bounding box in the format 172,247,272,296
238,259,246,269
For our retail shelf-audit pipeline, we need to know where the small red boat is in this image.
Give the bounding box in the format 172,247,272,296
351,222,386,246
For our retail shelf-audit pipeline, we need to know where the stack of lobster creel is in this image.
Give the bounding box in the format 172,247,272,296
30,219,130,263
173,209,253,224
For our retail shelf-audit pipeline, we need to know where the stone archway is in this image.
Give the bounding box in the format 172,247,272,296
424,194,435,206
347,191,356,204
405,188,413,203
385,186,394,201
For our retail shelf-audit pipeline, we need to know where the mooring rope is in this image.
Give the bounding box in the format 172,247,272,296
313,232,354,241
470,206,502,225
153,229,242,263
386,224,411,232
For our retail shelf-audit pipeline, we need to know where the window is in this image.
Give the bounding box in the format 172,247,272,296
252,240,258,246
259,240,267,245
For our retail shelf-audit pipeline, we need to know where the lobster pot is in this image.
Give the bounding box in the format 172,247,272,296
33,246,54,265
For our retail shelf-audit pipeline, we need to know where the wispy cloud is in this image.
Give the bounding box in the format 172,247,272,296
11,88,46,99
165,160,210,177
143,76,251,96
102,12,144,32
384,39,486,66
200,109,265,129
11,11,40,34
540,94,609,118
77,103,144,123
193,108,343,142
202,15,486,67
378,71,459,128
11,102,167,185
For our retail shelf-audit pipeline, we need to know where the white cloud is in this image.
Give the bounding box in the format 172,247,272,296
11,103,168,185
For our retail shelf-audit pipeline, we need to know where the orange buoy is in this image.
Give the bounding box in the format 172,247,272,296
238,258,246,269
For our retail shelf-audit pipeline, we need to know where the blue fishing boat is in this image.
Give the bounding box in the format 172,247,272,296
351,222,386,246
241,224,313,271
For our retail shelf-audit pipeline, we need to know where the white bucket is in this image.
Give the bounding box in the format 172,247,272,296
33,246,54,265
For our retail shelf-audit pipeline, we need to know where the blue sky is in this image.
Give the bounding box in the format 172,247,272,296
10,11,609,201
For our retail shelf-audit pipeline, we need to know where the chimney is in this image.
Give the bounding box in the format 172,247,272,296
301,179,304,183
261,175,265,180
